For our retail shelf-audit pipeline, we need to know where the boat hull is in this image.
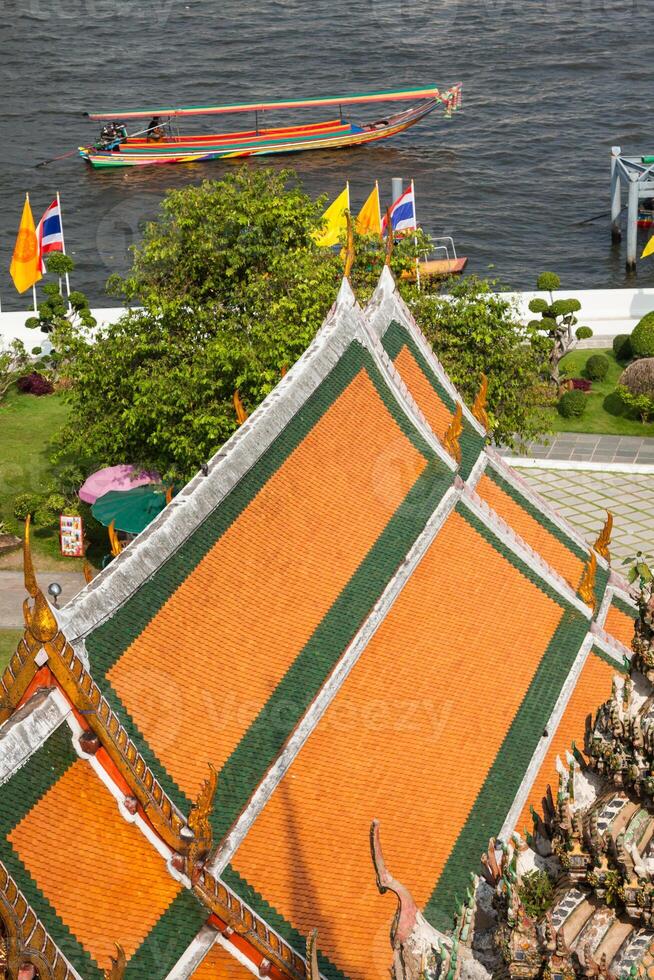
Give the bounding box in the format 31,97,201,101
80,100,439,169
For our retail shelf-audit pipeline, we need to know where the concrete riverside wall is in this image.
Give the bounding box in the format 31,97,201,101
0,308,127,349
497,288,654,338
1,288,654,347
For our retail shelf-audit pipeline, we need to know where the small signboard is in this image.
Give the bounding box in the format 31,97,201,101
59,514,84,558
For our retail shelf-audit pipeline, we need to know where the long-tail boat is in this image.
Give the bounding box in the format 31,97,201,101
79,84,462,169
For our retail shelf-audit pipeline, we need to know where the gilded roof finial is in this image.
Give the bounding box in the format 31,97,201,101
23,515,58,644
104,943,126,980
306,929,320,980
233,390,249,425
384,207,394,267
108,521,123,558
578,551,597,611
472,373,489,431
443,403,464,466
343,211,355,280
186,763,218,882
593,511,613,563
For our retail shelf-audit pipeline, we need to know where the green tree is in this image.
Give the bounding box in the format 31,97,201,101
409,277,550,448
527,272,591,386
0,338,29,403
24,254,96,381
56,169,549,481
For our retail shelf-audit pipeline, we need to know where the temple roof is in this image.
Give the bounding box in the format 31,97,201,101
0,268,636,980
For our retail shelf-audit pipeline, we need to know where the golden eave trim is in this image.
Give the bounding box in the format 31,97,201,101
0,859,76,980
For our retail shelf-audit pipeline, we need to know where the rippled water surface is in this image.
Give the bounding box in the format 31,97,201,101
1,0,652,309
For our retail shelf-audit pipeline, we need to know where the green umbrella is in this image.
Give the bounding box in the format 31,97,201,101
91,485,168,535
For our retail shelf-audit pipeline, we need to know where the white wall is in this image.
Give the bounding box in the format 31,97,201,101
498,288,654,337
1,288,653,349
0,308,126,351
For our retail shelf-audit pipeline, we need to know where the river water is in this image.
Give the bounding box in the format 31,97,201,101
1,0,652,310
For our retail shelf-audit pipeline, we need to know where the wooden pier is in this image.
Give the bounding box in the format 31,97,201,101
610,145,654,272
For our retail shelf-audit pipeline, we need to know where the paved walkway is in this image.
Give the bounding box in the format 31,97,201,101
0,572,86,629
507,433,654,465
518,467,654,564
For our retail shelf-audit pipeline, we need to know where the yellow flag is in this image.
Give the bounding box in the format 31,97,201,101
642,234,654,259
356,182,382,236
313,184,350,247
10,196,42,294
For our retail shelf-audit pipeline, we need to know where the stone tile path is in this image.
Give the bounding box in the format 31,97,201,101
510,434,654,465
518,467,654,564
0,571,86,629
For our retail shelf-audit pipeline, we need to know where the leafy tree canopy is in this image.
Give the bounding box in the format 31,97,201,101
55,168,549,481
409,277,550,448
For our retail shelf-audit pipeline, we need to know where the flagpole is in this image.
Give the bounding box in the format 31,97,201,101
56,191,72,308
411,179,421,291
375,180,382,239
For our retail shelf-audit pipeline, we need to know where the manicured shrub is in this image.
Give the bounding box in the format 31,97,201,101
586,354,610,381
576,326,593,340
619,358,654,397
631,312,654,358
13,493,42,521
16,371,53,396
617,385,654,423
33,493,66,528
558,389,587,418
613,334,632,361
537,271,561,291
571,378,592,391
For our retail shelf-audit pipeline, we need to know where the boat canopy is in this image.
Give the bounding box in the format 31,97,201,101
84,84,460,121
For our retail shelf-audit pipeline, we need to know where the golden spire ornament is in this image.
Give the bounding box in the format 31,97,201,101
472,373,489,431
443,403,464,466
578,551,597,611
23,515,58,644
593,511,613,563
233,390,249,426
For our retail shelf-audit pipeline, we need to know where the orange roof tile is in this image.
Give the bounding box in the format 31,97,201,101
515,653,618,834
393,344,453,439
8,758,180,971
107,369,427,801
604,602,636,651
230,510,565,980
192,942,253,980
476,473,585,592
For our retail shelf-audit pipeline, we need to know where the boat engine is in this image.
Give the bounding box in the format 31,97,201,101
96,121,127,149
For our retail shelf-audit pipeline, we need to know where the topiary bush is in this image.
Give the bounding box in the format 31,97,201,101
586,353,610,381
558,389,587,418
576,326,593,340
613,334,632,361
16,371,53,396
619,358,654,397
631,311,654,358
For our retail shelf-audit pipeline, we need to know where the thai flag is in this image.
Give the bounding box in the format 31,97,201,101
36,198,64,272
382,183,417,236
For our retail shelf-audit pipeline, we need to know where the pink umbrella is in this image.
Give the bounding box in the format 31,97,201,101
78,465,161,505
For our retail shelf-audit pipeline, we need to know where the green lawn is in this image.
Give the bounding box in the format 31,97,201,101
546,348,654,436
0,629,22,672
0,387,85,569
